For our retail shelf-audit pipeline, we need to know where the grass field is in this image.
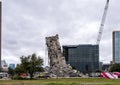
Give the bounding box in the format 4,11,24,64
0,78,120,85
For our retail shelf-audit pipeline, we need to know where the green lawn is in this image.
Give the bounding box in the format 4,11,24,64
0,78,120,85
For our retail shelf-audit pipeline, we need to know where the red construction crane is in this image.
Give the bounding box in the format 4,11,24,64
97,0,109,45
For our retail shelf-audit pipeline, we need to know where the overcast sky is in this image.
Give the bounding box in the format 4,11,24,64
2,0,120,66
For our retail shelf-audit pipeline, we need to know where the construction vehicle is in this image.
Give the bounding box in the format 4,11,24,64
97,0,109,45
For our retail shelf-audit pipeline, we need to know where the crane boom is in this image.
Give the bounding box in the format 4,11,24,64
97,0,109,45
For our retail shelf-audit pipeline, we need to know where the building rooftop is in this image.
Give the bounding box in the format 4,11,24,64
63,44,98,48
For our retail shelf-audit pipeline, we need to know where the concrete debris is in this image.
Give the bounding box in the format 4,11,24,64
46,34,80,77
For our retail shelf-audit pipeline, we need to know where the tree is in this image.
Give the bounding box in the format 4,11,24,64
14,64,24,75
109,63,120,72
15,53,44,79
8,67,15,77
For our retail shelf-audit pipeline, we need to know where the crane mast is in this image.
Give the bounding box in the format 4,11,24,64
97,0,109,45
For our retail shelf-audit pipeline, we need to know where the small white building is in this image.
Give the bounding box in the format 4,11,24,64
0,72,9,79
1,60,8,72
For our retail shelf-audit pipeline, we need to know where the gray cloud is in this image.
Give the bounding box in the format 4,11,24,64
2,0,120,65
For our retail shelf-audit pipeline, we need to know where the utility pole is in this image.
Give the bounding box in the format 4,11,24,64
0,0,2,71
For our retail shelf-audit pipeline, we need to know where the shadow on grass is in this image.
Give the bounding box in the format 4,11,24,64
46,83,79,85
46,83,115,85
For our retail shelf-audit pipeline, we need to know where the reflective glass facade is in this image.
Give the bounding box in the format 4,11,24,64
63,45,99,73
9,64,15,69
113,31,120,63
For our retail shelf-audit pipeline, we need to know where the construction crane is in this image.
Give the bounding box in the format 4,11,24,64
96,0,109,45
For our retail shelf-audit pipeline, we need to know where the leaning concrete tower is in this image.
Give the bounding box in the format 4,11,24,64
46,34,80,77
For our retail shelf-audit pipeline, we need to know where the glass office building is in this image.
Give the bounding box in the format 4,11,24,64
9,64,15,69
113,31,120,63
63,45,99,73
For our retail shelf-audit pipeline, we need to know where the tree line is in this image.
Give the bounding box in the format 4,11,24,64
8,53,120,79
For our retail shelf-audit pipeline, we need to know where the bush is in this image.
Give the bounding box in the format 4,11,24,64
13,75,26,80
109,63,120,72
